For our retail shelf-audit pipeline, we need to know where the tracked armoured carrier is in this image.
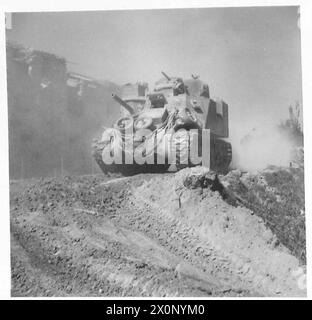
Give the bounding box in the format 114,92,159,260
92,72,232,175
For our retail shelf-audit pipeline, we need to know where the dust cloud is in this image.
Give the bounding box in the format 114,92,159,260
229,111,303,173
231,127,292,172
6,43,121,180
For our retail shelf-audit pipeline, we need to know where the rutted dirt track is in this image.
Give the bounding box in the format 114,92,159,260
10,169,306,297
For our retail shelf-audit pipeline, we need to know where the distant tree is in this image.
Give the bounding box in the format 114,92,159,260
279,101,303,146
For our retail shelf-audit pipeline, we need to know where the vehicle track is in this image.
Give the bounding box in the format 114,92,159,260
10,171,305,297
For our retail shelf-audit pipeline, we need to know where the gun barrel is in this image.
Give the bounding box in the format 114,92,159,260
112,94,135,115
161,71,171,81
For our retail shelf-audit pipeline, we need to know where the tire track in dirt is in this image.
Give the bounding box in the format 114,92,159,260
11,177,230,296
112,189,260,296
10,171,305,297
127,169,305,297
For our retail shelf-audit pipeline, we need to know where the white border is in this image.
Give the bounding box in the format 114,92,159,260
0,0,311,300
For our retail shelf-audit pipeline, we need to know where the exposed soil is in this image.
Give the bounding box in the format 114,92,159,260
10,168,306,297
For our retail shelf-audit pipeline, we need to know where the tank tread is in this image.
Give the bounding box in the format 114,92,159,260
92,132,232,175
92,139,169,176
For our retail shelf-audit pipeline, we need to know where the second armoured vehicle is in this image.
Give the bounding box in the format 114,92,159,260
92,72,232,175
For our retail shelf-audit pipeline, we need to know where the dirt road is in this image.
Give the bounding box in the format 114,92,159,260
10,169,306,297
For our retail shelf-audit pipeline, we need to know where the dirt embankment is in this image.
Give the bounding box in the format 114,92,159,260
10,168,306,297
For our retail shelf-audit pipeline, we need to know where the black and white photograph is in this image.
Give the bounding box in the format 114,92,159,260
0,0,311,301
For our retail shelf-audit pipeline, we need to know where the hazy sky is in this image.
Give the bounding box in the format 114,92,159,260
6,6,302,132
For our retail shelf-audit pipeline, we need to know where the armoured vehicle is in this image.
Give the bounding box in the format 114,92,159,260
92,72,232,175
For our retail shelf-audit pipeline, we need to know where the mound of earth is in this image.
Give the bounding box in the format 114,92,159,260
220,166,305,263
10,168,306,297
